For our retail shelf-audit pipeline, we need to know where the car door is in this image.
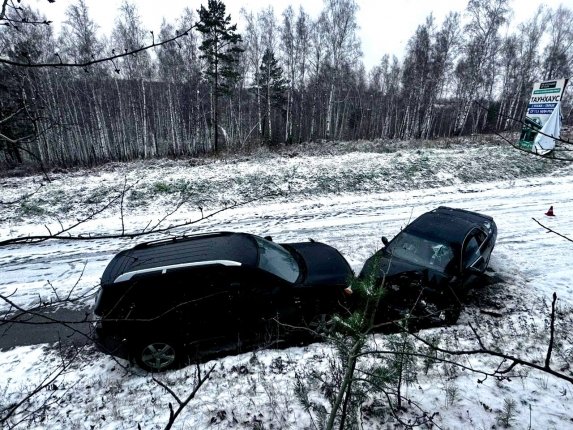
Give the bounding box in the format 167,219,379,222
172,267,240,347
234,267,301,347
461,228,488,282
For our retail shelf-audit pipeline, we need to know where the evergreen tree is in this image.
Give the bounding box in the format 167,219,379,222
257,48,287,143
0,67,28,164
0,5,55,166
196,0,243,152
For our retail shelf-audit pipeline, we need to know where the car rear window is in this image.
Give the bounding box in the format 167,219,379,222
254,237,300,283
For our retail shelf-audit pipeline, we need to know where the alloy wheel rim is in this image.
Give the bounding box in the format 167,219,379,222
141,342,176,370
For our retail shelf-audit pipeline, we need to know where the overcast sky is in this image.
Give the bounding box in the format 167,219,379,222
32,0,568,71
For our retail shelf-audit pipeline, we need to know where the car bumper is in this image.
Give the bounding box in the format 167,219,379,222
93,323,129,360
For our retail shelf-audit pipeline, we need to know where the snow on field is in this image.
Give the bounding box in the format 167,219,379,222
1,142,573,429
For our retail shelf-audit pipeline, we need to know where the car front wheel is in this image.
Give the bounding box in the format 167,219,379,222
135,341,180,372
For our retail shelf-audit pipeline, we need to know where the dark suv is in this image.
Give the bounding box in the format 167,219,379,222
94,232,353,371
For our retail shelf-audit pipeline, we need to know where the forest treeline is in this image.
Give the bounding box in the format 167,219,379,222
0,0,572,168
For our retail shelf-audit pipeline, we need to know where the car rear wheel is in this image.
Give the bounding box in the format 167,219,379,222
135,340,180,372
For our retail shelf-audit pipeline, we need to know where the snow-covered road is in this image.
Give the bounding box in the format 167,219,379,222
3,173,571,310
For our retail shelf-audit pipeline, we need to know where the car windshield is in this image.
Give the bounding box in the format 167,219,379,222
387,232,454,272
255,237,300,283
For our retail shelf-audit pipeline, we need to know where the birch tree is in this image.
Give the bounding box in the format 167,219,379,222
424,13,459,137
293,7,310,143
59,0,106,75
280,6,296,143
400,18,433,139
258,48,287,143
542,5,573,80
320,0,361,140
157,20,188,83
241,8,264,139
454,0,510,134
307,14,328,140
111,1,153,79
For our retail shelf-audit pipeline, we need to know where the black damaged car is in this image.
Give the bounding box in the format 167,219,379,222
94,232,353,371
360,206,497,326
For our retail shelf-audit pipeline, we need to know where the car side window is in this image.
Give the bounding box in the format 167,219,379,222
474,230,486,246
463,230,486,267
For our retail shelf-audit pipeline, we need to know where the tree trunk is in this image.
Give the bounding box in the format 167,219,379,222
325,82,335,140
267,82,272,143
257,82,263,140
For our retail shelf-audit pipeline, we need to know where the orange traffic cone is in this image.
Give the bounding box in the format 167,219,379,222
545,206,555,216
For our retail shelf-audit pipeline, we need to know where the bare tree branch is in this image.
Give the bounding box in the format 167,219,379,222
493,131,573,162
404,297,573,385
545,292,557,369
0,0,8,21
0,345,84,424
533,217,573,242
0,191,282,246
153,364,216,430
0,106,25,125
0,25,197,68
0,183,43,205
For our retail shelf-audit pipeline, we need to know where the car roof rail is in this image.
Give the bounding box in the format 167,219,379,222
113,259,242,283
132,232,234,250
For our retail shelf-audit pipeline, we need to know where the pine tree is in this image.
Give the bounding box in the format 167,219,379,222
195,0,243,152
258,48,287,143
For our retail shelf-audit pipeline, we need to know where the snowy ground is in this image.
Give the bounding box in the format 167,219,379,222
1,140,573,429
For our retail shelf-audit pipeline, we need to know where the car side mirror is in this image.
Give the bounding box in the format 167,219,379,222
381,236,389,246
264,235,273,242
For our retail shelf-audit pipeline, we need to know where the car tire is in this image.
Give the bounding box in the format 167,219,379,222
133,340,181,372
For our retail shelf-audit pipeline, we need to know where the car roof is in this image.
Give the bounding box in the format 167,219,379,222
404,207,487,245
101,232,258,285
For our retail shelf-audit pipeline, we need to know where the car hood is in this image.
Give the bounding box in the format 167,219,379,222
287,242,353,286
361,252,449,289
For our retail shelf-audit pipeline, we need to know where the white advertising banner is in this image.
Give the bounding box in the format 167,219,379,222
519,78,568,153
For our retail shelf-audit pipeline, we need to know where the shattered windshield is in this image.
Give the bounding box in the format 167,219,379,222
255,237,300,283
387,232,454,271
